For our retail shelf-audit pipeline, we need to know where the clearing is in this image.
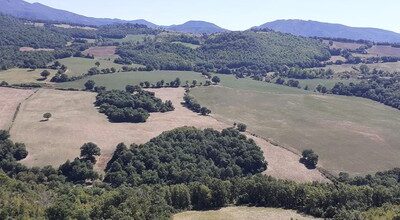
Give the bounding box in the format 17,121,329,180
9,87,325,182
0,87,35,130
367,45,400,57
315,61,400,73
19,47,54,52
0,68,56,84
173,207,320,220
57,57,128,77
110,34,155,43
324,40,364,50
192,75,400,176
83,46,117,58
57,70,208,90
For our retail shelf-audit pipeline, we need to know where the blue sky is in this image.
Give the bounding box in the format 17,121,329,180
25,0,400,32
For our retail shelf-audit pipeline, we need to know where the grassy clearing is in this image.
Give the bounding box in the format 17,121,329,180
0,87,34,130
173,207,320,220
57,57,126,77
323,40,364,50
367,45,400,57
192,75,400,176
57,70,207,90
0,68,56,84
83,46,116,58
296,78,359,90
171,41,200,49
316,61,400,73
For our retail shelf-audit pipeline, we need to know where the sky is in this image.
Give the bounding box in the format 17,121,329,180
25,0,400,32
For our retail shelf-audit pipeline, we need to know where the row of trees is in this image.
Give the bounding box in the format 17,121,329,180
183,93,212,116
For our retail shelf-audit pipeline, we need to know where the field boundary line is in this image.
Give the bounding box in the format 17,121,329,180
7,89,39,132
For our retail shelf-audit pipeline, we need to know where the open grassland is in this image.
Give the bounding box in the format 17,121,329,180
323,40,364,50
58,70,208,90
172,41,200,49
192,75,400,176
19,47,54,52
0,87,34,130
0,68,56,84
317,61,400,73
57,57,126,77
83,46,117,58
9,87,325,182
367,45,400,57
173,207,320,220
296,78,359,90
53,24,97,30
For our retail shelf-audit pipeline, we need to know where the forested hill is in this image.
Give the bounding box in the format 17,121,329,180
0,14,68,48
0,0,157,27
116,30,330,73
165,21,227,34
258,19,400,43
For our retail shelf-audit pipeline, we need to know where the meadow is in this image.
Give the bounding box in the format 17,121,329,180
0,68,56,84
174,207,320,220
316,61,400,73
57,57,128,77
192,75,400,176
57,70,208,90
110,34,155,43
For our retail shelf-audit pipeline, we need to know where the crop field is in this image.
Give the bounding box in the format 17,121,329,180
173,207,320,220
0,87,35,130
192,75,400,176
8,87,325,182
0,68,56,84
83,46,117,57
57,70,208,90
367,45,400,57
57,57,126,77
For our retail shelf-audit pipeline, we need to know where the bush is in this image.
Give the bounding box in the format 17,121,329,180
236,123,247,132
301,149,319,169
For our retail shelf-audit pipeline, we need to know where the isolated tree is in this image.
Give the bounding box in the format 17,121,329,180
237,123,247,132
43,113,52,121
95,61,100,67
80,142,101,164
84,80,96,91
211,76,221,84
0,81,8,87
40,70,51,79
301,149,319,169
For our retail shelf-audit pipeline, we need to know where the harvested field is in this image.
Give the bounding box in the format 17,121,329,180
9,87,325,182
0,68,56,84
0,87,35,130
173,207,320,220
19,47,54,52
192,75,400,176
83,46,117,58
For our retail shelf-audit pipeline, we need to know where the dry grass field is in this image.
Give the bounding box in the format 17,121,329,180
316,61,400,73
192,75,400,176
83,46,117,58
323,40,364,50
0,87,35,130
9,87,325,182
173,207,320,220
0,68,56,84
19,47,54,52
367,45,400,57
53,24,97,30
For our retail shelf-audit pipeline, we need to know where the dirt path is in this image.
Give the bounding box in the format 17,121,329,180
10,87,327,182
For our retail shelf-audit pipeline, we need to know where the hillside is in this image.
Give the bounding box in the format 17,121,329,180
166,21,227,34
258,19,400,43
0,0,157,27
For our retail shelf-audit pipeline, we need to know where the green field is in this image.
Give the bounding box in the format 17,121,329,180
192,75,400,176
172,41,200,49
57,70,207,90
174,207,320,220
0,68,56,84
57,57,127,77
296,78,359,90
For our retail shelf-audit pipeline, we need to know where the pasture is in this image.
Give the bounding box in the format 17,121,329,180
296,78,359,90
192,75,400,176
57,70,208,90
316,61,400,73
110,34,155,43
173,207,320,220
172,41,200,49
367,45,400,57
0,87,35,130
324,40,364,50
8,87,325,182
0,68,56,84
57,57,126,77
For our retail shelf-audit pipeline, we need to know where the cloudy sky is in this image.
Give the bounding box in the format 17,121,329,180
25,0,400,32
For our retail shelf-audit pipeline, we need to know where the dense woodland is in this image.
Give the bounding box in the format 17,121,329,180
95,89,174,123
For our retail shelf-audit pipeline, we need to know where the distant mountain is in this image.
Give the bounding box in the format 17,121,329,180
0,0,157,28
165,21,227,34
257,20,400,43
